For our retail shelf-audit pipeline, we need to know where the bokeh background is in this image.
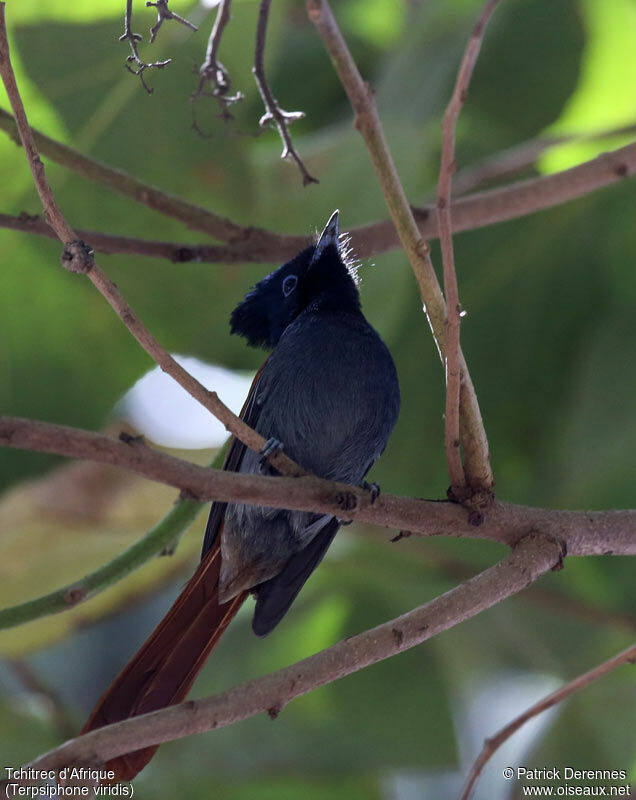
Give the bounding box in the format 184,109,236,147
1,0,635,797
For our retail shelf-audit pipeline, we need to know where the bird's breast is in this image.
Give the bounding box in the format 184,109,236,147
258,312,400,483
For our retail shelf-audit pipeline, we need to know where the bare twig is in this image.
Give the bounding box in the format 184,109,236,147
147,0,197,45
0,8,302,478
2,107,635,262
307,0,493,497
0,211,300,263
451,121,636,196
437,0,500,497
0,213,255,262
2,416,636,558
460,641,636,800
193,0,243,120
0,108,265,244
119,0,171,94
16,536,564,775
254,0,318,186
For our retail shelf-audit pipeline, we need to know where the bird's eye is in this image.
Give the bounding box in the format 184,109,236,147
282,274,298,297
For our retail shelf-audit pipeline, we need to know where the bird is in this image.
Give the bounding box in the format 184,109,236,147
81,211,401,780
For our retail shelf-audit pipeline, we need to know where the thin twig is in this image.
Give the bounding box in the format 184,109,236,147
451,121,636,196
193,0,243,120
0,211,303,263
120,0,171,94
4,435,633,631
0,108,265,243
15,536,564,776
307,0,493,498
0,213,266,262
2,107,635,261
147,0,198,45
1,416,636,558
0,35,72,242
254,0,318,186
0,7,302,479
460,641,636,800
437,0,500,497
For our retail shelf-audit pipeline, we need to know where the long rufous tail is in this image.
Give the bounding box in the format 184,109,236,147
81,536,246,781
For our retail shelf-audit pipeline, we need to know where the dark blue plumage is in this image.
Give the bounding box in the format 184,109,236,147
81,213,401,781
205,211,400,635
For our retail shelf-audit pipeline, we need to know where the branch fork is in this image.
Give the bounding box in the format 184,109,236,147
437,0,500,500
147,0,197,45
119,0,198,94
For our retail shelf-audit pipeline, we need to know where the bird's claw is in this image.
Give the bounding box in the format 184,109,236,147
362,481,381,504
259,438,284,472
339,482,380,523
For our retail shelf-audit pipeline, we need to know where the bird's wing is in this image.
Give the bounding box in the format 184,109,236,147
201,360,268,558
202,355,342,638
251,516,340,636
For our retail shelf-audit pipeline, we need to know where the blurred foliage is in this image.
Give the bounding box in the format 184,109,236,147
1,0,635,798
541,0,636,171
0,447,212,655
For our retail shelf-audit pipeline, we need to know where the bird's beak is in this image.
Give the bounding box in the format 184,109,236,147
310,210,340,266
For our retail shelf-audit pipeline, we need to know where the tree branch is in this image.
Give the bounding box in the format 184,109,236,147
0,212,256,262
460,640,636,800
437,0,500,495
307,0,493,498
253,0,317,186
16,535,564,776
1,416,635,557
2,106,635,263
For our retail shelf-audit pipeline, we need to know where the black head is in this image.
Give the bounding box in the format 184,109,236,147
230,211,361,349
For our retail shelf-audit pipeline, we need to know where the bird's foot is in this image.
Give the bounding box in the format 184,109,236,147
259,438,284,473
362,481,381,504
339,482,380,524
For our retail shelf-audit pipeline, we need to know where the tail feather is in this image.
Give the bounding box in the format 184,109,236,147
81,540,246,781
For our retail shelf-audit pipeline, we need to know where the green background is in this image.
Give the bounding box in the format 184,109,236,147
1,0,635,797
